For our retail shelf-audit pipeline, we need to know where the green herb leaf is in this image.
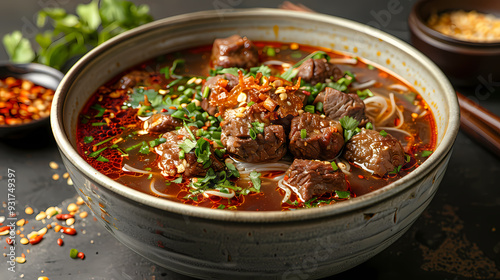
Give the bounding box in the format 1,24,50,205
335,190,351,199
172,176,183,184
388,165,402,174
96,155,109,162
179,138,196,153
91,104,106,117
379,130,388,137
226,162,240,178
2,31,35,63
249,65,272,77
249,171,262,192
421,150,433,157
356,89,374,100
339,116,360,141
304,105,315,114
138,141,150,155
83,136,94,144
216,67,245,77
89,147,107,158
249,121,265,140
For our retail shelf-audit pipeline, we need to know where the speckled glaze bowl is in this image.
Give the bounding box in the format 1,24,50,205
51,9,459,279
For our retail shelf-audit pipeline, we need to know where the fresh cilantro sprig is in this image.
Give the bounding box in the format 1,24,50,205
339,116,360,142
3,0,153,70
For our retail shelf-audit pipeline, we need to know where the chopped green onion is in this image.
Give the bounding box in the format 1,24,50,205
70,248,78,259
179,150,185,159
266,47,276,57
331,161,338,171
405,154,411,162
214,148,226,158
315,102,323,113
138,141,150,155
365,122,373,130
93,136,114,147
300,129,307,139
217,204,226,209
91,122,107,126
335,190,350,199
379,130,388,137
367,64,376,70
389,165,402,174
147,174,153,180
89,147,107,158
247,101,255,107
125,142,143,152
96,155,109,162
91,104,106,118
304,105,315,114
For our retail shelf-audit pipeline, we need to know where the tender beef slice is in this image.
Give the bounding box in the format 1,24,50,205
201,74,239,116
323,87,370,126
156,128,223,177
117,70,150,89
297,58,343,85
211,35,259,69
289,112,344,160
146,113,183,133
285,159,347,201
343,128,405,176
220,108,287,163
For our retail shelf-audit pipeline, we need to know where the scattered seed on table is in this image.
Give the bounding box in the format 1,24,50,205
20,238,29,245
76,197,85,205
67,203,78,212
57,238,63,246
16,219,25,226
35,212,46,221
52,174,59,180
61,227,76,235
29,234,44,245
49,161,59,169
79,212,88,219
15,257,26,264
63,172,69,179
54,225,62,233
37,227,48,235
25,207,34,215
38,277,50,280
67,177,73,185
0,216,5,223
6,237,13,245
56,214,74,220
66,218,75,226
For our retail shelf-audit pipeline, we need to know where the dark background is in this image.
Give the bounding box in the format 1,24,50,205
1,0,499,279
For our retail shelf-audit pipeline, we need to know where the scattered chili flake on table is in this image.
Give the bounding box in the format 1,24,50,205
0,77,54,125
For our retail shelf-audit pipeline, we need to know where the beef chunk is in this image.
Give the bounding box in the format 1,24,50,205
323,87,369,126
201,74,238,116
211,35,259,69
146,113,182,133
343,128,405,176
297,58,343,85
289,112,344,160
284,159,347,201
156,127,224,177
117,70,150,89
221,107,287,163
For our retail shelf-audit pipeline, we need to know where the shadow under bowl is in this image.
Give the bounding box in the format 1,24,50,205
0,62,64,138
408,0,500,87
51,9,460,279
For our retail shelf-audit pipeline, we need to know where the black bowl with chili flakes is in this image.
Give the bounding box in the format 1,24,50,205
0,63,64,138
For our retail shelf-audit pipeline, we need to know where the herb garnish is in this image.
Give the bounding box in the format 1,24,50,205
96,155,109,163
249,122,265,140
388,165,402,174
379,130,388,137
421,150,433,157
249,171,262,192
356,89,374,100
83,136,94,144
339,116,360,142
300,129,307,139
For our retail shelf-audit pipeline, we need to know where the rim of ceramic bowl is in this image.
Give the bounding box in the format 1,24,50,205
0,62,63,134
51,8,460,223
410,0,500,48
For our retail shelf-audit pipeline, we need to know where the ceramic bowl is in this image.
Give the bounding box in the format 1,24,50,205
0,63,63,138
51,9,460,279
408,0,500,86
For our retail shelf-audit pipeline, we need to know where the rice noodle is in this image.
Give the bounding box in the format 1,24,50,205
350,79,376,90
122,164,153,174
418,110,428,118
263,60,287,66
232,157,292,175
277,179,292,204
329,58,358,65
394,103,405,129
364,95,388,121
150,179,175,198
377,93,397,125
203,189,235,199
388,84,409,92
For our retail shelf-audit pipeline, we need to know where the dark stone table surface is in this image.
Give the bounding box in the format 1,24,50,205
1,1,499,279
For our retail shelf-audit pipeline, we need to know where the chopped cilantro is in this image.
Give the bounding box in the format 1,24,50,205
335,190,351,199
179,138,196,153
83,136,94,144
138,141,150,155
249,171,262,192
339,116,360,141
226,162,240,178
421,150,433,157
89,147,107,158
304,105,315,114
249,65,272,77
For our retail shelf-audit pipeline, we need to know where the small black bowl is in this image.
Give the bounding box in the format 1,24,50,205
0,62,64,138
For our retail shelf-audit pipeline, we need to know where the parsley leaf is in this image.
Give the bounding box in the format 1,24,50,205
138,141,150,155
339,116,360,142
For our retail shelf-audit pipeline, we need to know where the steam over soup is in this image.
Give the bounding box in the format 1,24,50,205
76,35,436,211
